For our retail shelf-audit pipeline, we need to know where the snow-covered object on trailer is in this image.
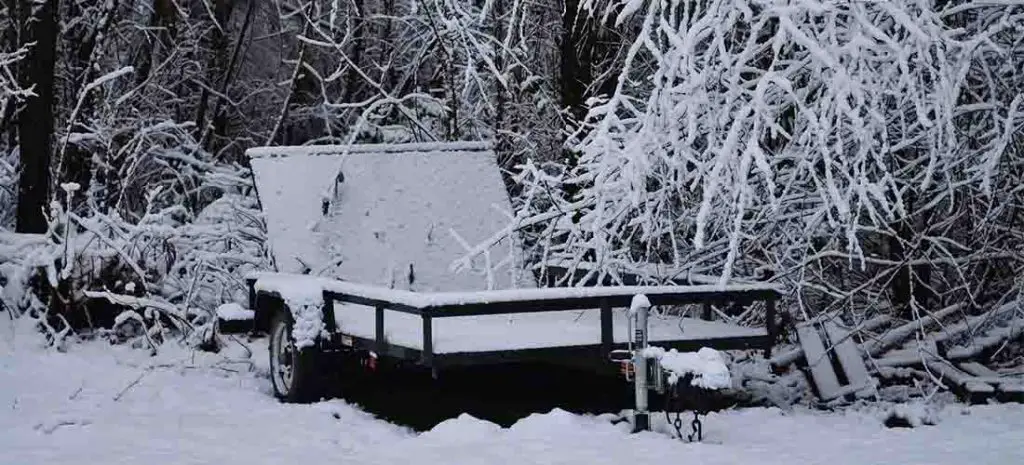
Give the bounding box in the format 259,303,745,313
247,141,527,292
628,293,651,316
254,273,330,348
643,346,732,390
216,303,255,322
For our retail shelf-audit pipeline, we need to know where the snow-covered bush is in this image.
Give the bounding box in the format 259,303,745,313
0,151,14,229
1,141,267,352
494,1,1024,329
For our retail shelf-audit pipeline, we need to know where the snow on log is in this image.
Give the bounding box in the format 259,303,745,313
862,303,965,357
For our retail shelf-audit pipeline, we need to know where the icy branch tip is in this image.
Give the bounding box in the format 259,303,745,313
60,182,81,193
630,294,651,313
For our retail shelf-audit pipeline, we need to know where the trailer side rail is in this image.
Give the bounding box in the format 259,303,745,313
312,282,782,368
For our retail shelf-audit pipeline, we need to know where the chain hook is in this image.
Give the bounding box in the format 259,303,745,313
686,412,703,442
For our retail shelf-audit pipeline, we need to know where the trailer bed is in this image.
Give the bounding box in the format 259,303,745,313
251,272,779,369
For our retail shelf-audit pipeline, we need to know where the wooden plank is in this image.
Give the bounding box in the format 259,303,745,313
795,323,843,401
996,383,1024,403
822,320,875,397
430,333,772,369
958,362,1024,403
929,361,996,405
958,362,1004,383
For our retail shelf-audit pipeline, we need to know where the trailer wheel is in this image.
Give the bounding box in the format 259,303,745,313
269,310,325,403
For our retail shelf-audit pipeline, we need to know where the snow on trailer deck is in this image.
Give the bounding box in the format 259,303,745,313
247,142,777,361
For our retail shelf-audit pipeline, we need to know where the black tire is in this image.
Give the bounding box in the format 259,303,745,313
268,310,326,403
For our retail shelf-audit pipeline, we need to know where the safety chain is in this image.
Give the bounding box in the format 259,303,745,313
663,374,707,443
665,409,685,439
687,412,703,442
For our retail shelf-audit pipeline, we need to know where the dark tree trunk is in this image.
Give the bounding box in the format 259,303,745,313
61,0,120,206
559,0,597,199
890,192,933,319
133,0,178,88
1,1,20,145
560,0,593,125
16,0,59,233
195,0,235,149
343,0,366,104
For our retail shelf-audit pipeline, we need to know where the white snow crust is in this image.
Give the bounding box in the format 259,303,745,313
3,322,1024,465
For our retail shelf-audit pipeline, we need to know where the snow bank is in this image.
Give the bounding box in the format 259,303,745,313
419,413,503,443
4,332,1024,465
643,346,732,389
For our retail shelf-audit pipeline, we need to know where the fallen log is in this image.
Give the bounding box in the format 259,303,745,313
861,304,965,357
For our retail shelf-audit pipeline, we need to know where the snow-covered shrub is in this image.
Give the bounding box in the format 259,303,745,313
1,136,268,352
70,165,267,351
0,151,14,229
481,1,1024,332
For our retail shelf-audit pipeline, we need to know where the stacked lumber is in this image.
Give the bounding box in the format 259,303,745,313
771,303,1024,405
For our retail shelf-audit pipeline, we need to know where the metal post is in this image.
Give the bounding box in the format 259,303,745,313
600,299,613,359
632,297,650,433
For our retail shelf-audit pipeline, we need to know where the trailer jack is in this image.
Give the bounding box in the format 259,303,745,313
611,295,654,433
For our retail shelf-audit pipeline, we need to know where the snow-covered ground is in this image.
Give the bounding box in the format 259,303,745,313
2,318,1023,465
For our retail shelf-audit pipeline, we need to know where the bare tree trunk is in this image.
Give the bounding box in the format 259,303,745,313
559,0,593,125
195,0,235,151
16,0,59,233
132,0,178,88
342,0,366,104
60,0,121,205
1,0,20,145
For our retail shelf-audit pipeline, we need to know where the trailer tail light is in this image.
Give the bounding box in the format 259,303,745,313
366,351,378,371
620,361,634,381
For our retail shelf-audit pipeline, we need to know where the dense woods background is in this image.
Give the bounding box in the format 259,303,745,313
1,1,1023,353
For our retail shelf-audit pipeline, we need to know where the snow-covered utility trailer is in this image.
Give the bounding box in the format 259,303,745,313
242,141,782,411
